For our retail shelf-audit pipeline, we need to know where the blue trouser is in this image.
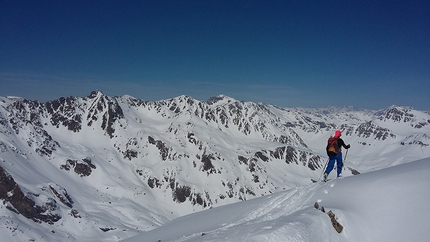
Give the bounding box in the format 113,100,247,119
325,152,343,177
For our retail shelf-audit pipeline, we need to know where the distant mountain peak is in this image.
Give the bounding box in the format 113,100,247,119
207,94,238,105
375,105,417,123
88,90,104,99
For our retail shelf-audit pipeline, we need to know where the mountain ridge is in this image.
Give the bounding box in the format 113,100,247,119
0,91,429,241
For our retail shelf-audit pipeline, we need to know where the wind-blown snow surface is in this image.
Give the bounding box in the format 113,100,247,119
124,157,430,242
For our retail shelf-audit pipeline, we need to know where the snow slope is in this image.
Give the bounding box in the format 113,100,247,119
123,157,430,242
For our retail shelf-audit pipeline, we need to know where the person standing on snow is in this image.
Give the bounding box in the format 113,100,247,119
324,130,350,181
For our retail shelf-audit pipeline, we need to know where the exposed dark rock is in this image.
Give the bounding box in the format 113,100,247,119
237,155,248,165
123,149,138,160
187,132,198,145
61,158,96,177
278,135,289,143
377,106,415,123
173,185,191,203
255,151,268,162
74,163,92,176
82,157,96,169
314,202,342,232
328,210,343,233
348,167,361,175
356,121,395,140
102,100,124,138
0,165,61,224
314,202,319,210
308,156,321,170
247,160,256,172
86,91,124,138
207,96,225,105
49,185,73,208
147,177,162,189
148,136,169,160
201,153,216,173
192,192,204,206
271,146,286,159
69,209,81,218
285,146,297,164
314,201,325,213
46,97,82,132
100,227,116,232
253,174,259,183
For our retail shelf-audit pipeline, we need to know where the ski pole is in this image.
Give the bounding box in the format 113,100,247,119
343,149,349,171
319,157,330,182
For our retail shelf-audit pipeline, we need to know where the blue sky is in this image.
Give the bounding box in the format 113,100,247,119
1,0,429,110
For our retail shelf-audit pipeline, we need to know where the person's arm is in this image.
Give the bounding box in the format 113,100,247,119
339,138,350,149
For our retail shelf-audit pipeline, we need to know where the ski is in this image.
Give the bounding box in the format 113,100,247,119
311,178,331,183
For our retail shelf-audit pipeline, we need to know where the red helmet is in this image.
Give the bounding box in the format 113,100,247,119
334,130,342,138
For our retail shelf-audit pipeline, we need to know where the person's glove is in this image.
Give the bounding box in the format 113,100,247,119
346,144,351,149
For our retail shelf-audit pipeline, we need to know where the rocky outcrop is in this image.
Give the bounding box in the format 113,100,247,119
0,165,61,224
314,201,343,233
60,158,96,177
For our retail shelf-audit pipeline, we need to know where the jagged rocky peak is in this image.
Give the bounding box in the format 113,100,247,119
88,90,105,99
87,90,113,105
171,95,198,106
83,90,125,137
207,95,239,105
153,95,200,115
376,105,416,122
174,94,193,101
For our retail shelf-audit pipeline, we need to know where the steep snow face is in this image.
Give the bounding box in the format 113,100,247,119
0,91,429,241
123,157,430,242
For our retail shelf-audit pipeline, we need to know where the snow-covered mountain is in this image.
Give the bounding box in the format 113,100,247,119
0,90,429,241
